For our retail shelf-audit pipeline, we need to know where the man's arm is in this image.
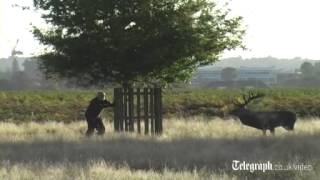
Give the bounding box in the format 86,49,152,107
101,100,114,107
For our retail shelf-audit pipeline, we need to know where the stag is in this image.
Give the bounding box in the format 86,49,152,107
229,91,296,135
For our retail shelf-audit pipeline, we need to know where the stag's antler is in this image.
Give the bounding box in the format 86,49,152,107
232,98,243,107
233,91,265,107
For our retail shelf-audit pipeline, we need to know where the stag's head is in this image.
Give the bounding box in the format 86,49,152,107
229,91,265,116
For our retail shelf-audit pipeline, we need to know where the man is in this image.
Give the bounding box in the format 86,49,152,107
85,91,114,136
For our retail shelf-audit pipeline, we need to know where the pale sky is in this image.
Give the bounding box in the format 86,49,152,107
1,0,320,59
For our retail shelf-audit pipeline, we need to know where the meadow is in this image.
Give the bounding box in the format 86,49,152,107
0,117,319,179
1,88,320,122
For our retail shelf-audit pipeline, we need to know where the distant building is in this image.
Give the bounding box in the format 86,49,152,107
194,69,221,81
192,66,278,87
236,67,277,85
191,67,221,87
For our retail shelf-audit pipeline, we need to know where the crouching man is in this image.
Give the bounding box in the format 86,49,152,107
85,91,114,136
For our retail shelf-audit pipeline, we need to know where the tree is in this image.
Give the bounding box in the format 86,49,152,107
300,62,314,78
221,67,237,81
32,0,244,86
313,61,320,76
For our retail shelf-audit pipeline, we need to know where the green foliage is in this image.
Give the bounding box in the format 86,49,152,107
32,0,244,85
0,91,93,122
299,61,320,80
1,89,320,122
300,61,314,78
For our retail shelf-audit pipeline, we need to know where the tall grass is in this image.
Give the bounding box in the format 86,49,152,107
0,117,319,179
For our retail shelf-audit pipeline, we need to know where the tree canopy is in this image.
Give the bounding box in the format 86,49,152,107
299,61,314,79
33,0,245,86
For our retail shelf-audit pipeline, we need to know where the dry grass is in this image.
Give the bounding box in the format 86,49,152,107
0,117,320,179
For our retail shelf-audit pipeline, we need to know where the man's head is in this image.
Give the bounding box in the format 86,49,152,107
96,91,106,101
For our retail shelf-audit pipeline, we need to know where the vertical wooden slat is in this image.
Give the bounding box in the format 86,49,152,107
150,88,154,134
123,87,128,131
154,88,163,134
119,88,124,131
128,87,134,132
154,88,158,134
143,88,149,134
113,87,163,135
113,88,119,131
154,88,159,133
136,88,141,134
159,88,163,133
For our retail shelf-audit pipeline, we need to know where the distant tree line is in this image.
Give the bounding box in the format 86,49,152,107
0,58,117,90
0,59,79,90
0,59,50,90
209,61,320,88
2,59,319,90
282,61,320,88
299,61,320,79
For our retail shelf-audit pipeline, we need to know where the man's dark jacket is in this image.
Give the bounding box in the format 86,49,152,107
85,97,113,118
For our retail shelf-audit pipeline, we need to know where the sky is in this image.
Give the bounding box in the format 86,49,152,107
1,0,320,59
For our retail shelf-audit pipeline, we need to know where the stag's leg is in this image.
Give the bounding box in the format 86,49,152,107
270,128,275,136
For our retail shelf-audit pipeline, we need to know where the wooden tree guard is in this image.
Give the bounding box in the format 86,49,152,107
114,87,163,134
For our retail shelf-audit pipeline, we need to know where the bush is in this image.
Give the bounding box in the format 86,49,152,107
0,88,320,122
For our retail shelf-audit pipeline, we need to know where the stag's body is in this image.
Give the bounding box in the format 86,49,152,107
230,108,296,135
229,91,296,135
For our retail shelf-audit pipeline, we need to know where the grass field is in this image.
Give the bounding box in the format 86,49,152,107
1,89,320,122
0,117,319,179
